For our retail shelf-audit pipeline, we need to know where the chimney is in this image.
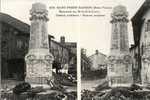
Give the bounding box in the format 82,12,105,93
95,50,99,55
81,48,86,55
60,36,65,43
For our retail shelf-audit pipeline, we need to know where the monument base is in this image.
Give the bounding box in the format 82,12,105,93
25,77,53,84
108,76,133,87
107,53,133,87
25,77,54,89
25,49,54,85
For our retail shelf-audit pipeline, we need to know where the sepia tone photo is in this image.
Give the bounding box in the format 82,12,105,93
1,0,77,100
81,0,150,100
1,0,150,100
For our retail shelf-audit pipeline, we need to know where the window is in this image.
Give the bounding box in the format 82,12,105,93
141,44,144,55
17,39,23,49
145,20,150,32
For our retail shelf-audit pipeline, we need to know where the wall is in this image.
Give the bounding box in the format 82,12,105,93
89,53,107,70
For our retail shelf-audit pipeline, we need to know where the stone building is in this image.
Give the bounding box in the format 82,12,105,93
88,50,107,71
1,13,30,80
0,13,76,80
107,5,133,87
51,39,69,70
131,0,150,86
59,36,77,74
51,37,77,75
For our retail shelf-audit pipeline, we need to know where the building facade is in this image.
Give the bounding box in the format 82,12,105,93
0,13,76,80
59,36,77,76
88,50,107,71
1,13,29,80
131,0,150,86
130,44,141,83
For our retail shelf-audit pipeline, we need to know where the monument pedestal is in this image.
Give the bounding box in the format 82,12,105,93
25,49,54,85
108,53,133,87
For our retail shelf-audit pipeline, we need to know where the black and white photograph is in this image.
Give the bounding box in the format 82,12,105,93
81,0,150,100
1,0,77,99
1,0,150,100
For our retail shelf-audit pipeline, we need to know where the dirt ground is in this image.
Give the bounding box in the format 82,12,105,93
81,78,106,91
1,79,23,89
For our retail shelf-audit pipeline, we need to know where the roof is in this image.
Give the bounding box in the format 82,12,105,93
131,0,149,45
131,0,148,22
51,39,70,50
0,13,30,34
0,13,76,54
60,42,77,55
0,12,54,38
64,42,77,48
88,52,107,59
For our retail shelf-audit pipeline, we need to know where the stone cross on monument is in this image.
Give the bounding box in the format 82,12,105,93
107,5,133,87
25,3,54,85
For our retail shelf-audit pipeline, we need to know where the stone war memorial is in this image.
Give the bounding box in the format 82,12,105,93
1,2,77,100
25,3,54,86
107,5,133,87
82,5,150,100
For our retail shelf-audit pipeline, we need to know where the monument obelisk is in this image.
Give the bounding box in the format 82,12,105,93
107,5,133,87
25,3,54,85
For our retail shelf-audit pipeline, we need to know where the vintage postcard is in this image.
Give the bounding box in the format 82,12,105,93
1,0,77,100
81,0,150,100
1,0,150,100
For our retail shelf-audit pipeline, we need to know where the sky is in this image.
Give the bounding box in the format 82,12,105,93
1,0,145,56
